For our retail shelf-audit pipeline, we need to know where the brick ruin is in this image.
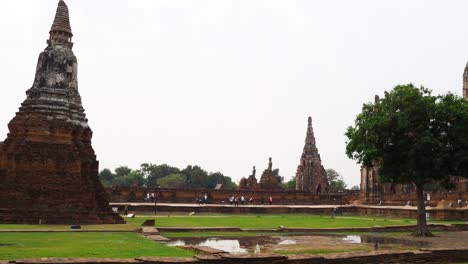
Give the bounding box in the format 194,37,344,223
0,0,124,224
239,166,258,190
239,158,282,191
464,62,468,100
295,117,328,194
258,157,282,190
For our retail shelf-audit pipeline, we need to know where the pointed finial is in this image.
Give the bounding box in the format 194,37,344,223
464,61,468,77
308,116,312,125
48,0,73,45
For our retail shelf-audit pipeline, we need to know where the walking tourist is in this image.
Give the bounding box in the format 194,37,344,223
249,197,253,205
241,196,245,205
269,196,273,205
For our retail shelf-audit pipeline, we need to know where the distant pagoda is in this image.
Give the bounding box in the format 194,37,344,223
295,117,328,193
0,1,124,224
463,62,468,100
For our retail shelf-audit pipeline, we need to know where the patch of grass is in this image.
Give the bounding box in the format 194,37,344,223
0,232,192,260
0,224,135,231
0,214,463,231
148,214,461,229
275,247,368,255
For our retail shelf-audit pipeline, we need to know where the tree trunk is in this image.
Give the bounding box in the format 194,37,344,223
414,183,432,236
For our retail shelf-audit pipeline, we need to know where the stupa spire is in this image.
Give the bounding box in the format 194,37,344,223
463,61,468,101
48,0,73,46
305,116,317,150
295,116,328,193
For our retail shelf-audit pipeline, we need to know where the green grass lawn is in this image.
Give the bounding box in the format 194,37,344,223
0,214,463,231
0,232,192,260
144,214,462,229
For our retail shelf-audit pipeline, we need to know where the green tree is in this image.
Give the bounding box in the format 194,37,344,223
114,166,132,177
282,176,296,190
99,168,115,187
346,84,468,236
326,169,347,192
350,185,360,191
207,172,237,190
139,163,180,187
182,165,209,188
157,173,187,189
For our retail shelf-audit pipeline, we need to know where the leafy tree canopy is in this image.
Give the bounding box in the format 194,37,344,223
99,163,237,190
346,84,468,236
326,169,347,192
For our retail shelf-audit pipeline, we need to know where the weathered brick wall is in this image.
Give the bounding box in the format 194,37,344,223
106,188,359,205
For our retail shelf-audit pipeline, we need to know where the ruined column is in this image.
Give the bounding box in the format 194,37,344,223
0,0,124,224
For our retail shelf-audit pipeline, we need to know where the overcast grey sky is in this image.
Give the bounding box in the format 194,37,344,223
1,0,467,187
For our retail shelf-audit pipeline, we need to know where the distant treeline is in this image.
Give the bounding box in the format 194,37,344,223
99,163,237,190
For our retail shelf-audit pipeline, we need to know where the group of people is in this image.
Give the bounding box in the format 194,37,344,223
228,195,273,206
145,192,156,203
196,193,209,205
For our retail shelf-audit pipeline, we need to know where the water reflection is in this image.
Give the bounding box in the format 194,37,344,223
163,236,288,254
163,234,429,254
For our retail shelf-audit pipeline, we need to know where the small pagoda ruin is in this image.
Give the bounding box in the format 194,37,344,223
239,166,258,190
259,158,282,190
295,117,328,193
0,1,124,224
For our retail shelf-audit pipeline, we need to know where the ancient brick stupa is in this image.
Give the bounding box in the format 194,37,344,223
0,1,124,224
295,117,328,193
239,166,258,190
259,158,282,190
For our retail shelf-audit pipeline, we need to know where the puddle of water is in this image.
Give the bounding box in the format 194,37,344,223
163,234,429,254
342,235,362,243
278,239,296,245
163,236,287,254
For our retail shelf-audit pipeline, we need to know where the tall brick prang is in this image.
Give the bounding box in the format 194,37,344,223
463,62,468,101
0,0,124,224
295,117,328,193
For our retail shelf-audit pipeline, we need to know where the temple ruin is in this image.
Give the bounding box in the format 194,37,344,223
258,158,282,190
239,166,258,190
295,117,328,194
0,0,124,224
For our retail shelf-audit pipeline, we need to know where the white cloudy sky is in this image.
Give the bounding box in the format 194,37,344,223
0,0,467,187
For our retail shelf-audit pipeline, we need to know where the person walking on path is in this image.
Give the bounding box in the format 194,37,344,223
249,197,253,205
269,196,273,205
241,196,245,205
